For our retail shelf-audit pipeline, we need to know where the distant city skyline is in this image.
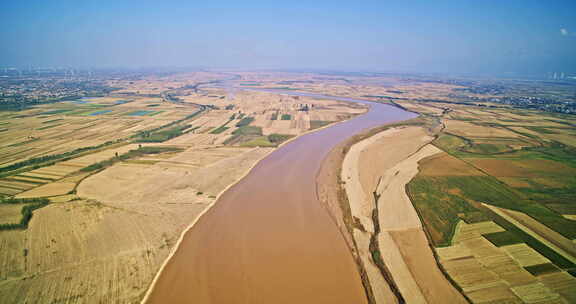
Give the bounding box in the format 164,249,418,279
1,1,575,75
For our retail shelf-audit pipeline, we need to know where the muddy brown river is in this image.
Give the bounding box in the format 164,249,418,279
144,91,417,304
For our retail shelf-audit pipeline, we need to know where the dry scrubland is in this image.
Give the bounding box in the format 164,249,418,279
0,73,366,303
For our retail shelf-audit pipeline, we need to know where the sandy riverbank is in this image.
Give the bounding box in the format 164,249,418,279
334,126,467,303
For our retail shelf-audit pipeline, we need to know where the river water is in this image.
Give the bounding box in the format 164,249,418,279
145,90,417,304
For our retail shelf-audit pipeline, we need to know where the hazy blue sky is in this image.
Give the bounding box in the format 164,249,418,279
1,0,575,75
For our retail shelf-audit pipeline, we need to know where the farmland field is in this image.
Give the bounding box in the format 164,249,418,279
1,69,575,304
404,99,576,303
0,71,373,304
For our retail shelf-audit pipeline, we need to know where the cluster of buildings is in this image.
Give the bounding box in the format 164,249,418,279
485,95,576,114
0,75,112,109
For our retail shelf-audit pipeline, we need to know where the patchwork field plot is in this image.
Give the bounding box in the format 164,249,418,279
0,144,140,197
437,220,575,303
403,100,576,303
0,97,199,169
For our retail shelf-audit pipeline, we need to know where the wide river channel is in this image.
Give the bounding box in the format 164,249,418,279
145,90,417,304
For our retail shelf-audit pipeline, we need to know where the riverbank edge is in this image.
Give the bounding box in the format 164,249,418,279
139,97,370,303
315,117,429,304
314,116,446,304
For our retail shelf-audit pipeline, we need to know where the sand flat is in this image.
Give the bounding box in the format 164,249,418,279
342,126,467,303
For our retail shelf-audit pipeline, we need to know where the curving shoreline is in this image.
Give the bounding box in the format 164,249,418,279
142,91,417,303
140,100,366,304
338,125,468,304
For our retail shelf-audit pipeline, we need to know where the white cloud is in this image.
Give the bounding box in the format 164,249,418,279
560,28,569,36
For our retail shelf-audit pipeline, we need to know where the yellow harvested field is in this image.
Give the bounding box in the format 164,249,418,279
0,94,198,169
78,147,272,204
8,175,47,183
452,220,506,243
167,133,220,146
60,144,139,167
466,282,521,303
15,173,57,180
5,144,142,195
508,126,576,147
0,230,27,280
0,204,23,224
442,256,501,288
542,133,576,148
27,166,77,179
445,120,521,138
0,187,21,195
0,202,173,303
436,243,472,261
511,282,560,303
418,152,484,176
15,182,76,198
539,272,576,303
562,215,576,221
49,194,77,203
502,244,552,267
396,101,446,116
0,180,36,190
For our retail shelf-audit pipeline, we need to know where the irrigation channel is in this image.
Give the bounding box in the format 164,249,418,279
144,90,417,304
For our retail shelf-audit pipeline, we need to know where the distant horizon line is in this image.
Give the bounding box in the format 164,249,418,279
1,65,575,80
